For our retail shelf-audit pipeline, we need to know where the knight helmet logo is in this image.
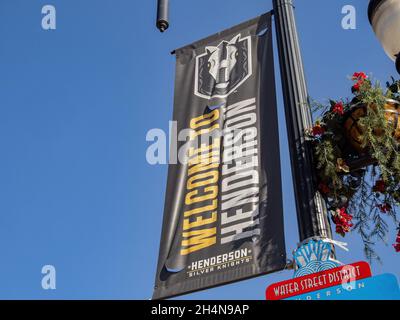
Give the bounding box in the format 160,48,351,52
194,34,252,100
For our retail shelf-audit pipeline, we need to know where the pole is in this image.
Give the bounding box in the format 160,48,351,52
156,0,169,32
272,0,332,241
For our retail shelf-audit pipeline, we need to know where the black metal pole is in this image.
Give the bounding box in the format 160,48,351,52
272,0,332,241
156,0,169,32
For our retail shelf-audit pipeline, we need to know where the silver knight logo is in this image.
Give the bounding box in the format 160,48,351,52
194,34,252,100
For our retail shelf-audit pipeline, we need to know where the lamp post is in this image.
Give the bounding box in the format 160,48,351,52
272,0,332,241
369,0,400,73
155,0,333,242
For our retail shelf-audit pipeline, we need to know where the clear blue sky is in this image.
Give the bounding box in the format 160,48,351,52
0,0,398,300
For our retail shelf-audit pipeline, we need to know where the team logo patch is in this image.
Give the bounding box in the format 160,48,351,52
194,33,252,100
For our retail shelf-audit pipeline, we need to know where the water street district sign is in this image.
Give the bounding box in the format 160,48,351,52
286,273,400,300
266,261,371,300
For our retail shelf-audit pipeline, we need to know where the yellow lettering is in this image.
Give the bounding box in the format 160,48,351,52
181,228,217,255
183,212,217,230
188,159,219,176
184,200,218,217
190,110,219,129
187,171,218,189
185,186,218,205
189,124,220,140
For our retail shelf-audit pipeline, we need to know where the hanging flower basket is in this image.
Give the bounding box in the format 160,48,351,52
309,72,400,260
344,99,400,154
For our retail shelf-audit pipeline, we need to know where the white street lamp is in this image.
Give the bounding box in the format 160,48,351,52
369,0,400,73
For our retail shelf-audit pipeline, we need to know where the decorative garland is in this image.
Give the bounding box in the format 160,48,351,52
309,72,400,260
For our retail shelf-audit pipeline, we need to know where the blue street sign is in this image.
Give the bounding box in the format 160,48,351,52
293,240,340,278
287,273,400,300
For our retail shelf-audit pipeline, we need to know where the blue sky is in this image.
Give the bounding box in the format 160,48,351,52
0,0,398,300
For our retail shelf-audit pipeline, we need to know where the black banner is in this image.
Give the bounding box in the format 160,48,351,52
153,12,286,299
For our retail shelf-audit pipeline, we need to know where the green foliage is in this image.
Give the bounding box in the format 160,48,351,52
310,73,400,261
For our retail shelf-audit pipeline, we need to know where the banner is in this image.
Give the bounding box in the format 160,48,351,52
153,12,286,299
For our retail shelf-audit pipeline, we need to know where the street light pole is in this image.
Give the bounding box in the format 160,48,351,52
272,0,332,241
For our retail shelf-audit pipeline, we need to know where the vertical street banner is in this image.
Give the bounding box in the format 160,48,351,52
153,12,286,299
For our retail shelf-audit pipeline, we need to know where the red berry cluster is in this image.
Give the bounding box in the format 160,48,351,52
373,180,386,193
333,207,353,237
352,72,368,92
332,102,344,115
312,124,325,137
377,203,392,213
394,226,400,253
